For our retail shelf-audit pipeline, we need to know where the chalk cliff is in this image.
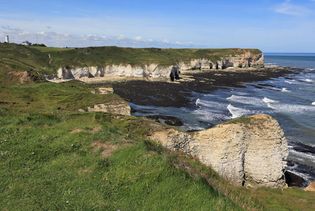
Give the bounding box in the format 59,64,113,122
150,114,288,188
55,50,264,81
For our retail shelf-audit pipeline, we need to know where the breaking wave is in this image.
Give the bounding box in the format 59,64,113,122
303,79,313,83
227,104,252,119
227,95,263,106
262,97,278,104
281,88,290,92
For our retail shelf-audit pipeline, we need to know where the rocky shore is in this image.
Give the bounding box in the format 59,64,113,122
112,66,297,108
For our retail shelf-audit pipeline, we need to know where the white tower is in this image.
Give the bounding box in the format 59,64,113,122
4,35,9,43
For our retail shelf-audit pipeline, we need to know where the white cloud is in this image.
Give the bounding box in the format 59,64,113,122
0,26,195,48
274,0,311,16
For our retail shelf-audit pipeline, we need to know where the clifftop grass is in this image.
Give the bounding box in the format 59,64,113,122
0,43,261,80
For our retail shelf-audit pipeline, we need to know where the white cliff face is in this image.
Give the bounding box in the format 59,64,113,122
150,114,288,188
57,64,174,80
55,52,264,81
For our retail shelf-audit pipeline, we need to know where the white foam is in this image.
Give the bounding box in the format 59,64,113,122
193,109,227,122
284,80,296,84
290,149,315,161
269,103,315,113
196,98,200,106
312,102,315,106
227,104,252,119
195,99,226,109
281,88,290,92
262,97,278,104
227,95,266,107
303,79,313,83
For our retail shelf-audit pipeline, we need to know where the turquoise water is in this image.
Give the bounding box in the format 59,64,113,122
132,53,315,182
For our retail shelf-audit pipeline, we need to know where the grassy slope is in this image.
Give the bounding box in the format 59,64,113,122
0,81,314,210
0,82,240,210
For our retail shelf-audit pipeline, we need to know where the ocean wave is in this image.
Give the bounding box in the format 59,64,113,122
195,98,200,106
262,97,278,104
284,80,296,84
303,79,313,83
290,149,315,162
227,104,252,119
195,98,226,109
227,95,263,106
281,88,290,92
193,109,228,122
312,102,315,106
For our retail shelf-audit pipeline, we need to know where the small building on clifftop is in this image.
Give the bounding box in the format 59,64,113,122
4,35,9,43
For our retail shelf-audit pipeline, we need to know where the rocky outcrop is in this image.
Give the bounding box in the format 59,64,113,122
179,52,264,71
54,51,264,81
87,101,131,116
8,71,32,84
56,64,174,81
305,181,315,192
150,114,288,188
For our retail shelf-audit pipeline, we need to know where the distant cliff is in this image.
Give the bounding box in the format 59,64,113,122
54,48,264,81
0,43,264,82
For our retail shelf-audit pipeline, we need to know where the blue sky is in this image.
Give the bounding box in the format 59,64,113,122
0,0,314,52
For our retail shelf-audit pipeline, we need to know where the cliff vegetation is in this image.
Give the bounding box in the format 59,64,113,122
0,43,262,83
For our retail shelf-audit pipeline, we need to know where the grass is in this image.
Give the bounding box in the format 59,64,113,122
47,46,261,67
0,80,124,114
250,187,315,211
0,80,241,210
0,110,239,210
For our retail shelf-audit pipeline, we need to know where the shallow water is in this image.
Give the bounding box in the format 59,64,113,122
131,53,315,182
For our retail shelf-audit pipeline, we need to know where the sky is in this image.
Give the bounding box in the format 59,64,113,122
0,0,314,52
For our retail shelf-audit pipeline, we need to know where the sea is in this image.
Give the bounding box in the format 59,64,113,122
131,53,315,183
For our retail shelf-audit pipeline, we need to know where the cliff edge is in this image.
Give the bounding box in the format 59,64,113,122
54,48,264,81
150,114,288,188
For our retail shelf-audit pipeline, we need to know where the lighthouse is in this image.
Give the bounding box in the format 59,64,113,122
4,35,9,43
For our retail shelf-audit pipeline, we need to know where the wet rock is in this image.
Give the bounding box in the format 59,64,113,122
285,171,307,187
147,115,183,126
